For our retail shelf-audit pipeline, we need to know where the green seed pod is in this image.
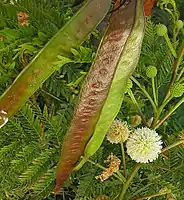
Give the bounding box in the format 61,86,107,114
171,83,184,97
156,24,167,36
146,65,157,78
176,20,183,29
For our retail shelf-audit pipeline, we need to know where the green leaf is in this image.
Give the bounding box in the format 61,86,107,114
0,0,111,124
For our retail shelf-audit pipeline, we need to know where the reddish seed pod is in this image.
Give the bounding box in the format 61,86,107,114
54,0,137,192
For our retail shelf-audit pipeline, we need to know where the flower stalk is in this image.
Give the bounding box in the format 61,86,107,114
121,143,127,178
119,164,141,200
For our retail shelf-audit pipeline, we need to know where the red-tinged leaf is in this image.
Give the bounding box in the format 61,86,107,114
54,0,137,192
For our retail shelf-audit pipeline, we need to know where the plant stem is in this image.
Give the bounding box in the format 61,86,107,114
118,164,141,200
131,77,157,113
151,77,158,107
164,40,184,101
177,66,184,82
179,77,184,84
164,34,177,58
153,97,184,129
128,90,148,126
132,190,170,200
152,95,173,128
41,89,63,103
175,40,184,80
151,164,172,172
82,157,126,183
161,140,184,154
120,142,126,178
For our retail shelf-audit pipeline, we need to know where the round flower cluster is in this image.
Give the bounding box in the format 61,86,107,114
170,83,184,98
107,120,163,163
106,120,130,144
126,127,163,163
146,65,157,78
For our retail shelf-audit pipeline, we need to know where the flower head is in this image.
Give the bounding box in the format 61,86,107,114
106,120,130,144
17,11,29,26
126,127,162,163
95,153,121,181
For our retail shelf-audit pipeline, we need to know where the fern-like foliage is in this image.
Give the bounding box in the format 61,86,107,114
136,19,174,88
0,103,73,200
0,0,74,93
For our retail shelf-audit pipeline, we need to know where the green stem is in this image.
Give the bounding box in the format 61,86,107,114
177,66,184,82
164,34,177,58
41,89,63,103
117,171,127,183
181,28,184,37
128,90,148,126
120,142,127,178
161,140,184,154
154,97,184,129
80,157,126,183
133,191,170,200
152,95,173,128
164,39,184,101
131,77,157,113
151,77,158,107
118,164,141,200
179,76,184,83
151,164,172,172
175,40,184,81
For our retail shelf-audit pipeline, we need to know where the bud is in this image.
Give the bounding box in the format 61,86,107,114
146,66,157,78
176,20,183,29
170,83,184,98
156,24,167,36
130,115,142,127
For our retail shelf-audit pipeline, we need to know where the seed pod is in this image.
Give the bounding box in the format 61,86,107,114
54,0,137,191
0,0,111,127
81,0,145,164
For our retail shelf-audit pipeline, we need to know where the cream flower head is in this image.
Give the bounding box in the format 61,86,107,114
106,120,130,144
126,127,163,163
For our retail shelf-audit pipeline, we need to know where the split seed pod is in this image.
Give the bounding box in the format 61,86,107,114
76,0,145,169
54,0,138,191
